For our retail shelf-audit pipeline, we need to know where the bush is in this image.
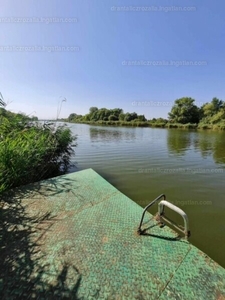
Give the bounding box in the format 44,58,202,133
0,118,75,193
108,115,118,121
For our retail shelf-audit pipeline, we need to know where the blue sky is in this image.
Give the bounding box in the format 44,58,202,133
0,0,225,119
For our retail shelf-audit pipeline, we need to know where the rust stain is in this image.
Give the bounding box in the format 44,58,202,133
102,236,108,243
217,293,225,300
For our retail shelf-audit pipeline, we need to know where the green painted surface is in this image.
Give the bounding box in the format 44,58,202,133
1,168,225,299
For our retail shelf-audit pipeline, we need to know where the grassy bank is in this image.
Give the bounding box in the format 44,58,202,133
67,120,225,130
0,116,75,194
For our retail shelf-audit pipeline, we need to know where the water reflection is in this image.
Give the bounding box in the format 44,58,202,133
167,129,225,165
193,133,213,158
213,133,225,164
167,130,191,155
193,131,225,164
89,127,136,142
193,131,215,158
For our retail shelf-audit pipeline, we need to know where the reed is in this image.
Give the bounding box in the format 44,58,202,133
0,117,75,193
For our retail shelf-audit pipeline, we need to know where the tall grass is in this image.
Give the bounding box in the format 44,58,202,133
0,117,75,193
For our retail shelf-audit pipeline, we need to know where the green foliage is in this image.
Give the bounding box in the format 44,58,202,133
68,113,83,122
149,117,168,124
108,115,118,121
0,116,75,193
199,98,225,125
0,109,38,123
119,113,125,121
168,97,200,124
68,107,146,124
66,97,225,130
124,112,137,122
137,115,147,122
168,96,225,127
89,106,98,114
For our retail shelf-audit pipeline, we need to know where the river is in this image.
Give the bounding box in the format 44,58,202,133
67,123,225,268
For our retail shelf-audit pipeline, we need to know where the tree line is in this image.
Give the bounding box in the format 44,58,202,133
68,107,146,123
67,97,225,127
168,97,225,124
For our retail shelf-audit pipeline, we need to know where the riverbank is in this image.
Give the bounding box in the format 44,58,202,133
67,120,225,130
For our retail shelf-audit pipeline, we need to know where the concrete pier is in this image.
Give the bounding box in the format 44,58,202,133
1,169,225,299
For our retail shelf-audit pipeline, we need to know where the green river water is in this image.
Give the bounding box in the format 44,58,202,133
68,123,225,268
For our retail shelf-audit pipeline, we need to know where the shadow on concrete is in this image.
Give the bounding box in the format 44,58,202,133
0,177,82,299
141,232,182,241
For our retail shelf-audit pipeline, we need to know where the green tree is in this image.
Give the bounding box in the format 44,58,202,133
124,112,138,122
119,113,125,121
87,107,99,121
90,111,98,121
0,107,7,117
168,97,200,124
83,114,90,121
68,113,77,121
96,108,110,121
137,115,147,122
89,107,98,114
150,117,167,123
211,97,223,113
111,108,123,119
200,98,224,121
108,115,118,121
68,113,83,122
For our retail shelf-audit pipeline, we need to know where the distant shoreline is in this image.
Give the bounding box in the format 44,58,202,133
66,120,225,130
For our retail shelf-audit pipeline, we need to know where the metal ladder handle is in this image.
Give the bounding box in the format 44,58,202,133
137,194,166,234
158,200,190,238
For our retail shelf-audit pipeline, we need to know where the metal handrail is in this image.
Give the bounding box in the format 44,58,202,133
137,194,166,234
157,200,191,239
